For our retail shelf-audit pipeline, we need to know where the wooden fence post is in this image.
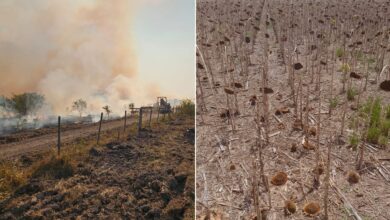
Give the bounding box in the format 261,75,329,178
97,112,103,145
57,116,61,156
138,107,143,134
123,110,127,132
157,106,160,122
148,108,152,127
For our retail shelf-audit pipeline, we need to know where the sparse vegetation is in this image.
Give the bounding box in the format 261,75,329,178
102,105,111,119
177,99,195,117
349,133,359,150
72,99,87,118
347,88,357,101
329,97,339,109
196,0,389,219
336,48,345,58
0,93,44,118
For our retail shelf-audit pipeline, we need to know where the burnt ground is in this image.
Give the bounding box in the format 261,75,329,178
0,117,194,219
196,0,390,219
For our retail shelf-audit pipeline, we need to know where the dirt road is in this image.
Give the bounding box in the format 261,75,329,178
0,115,157,159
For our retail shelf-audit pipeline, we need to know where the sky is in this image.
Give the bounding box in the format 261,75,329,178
0,0,195,114
135,0,195,101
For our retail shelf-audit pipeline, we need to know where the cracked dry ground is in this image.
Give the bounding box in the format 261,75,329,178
0,118,195,219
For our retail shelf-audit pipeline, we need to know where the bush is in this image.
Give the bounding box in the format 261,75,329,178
177,99,195,117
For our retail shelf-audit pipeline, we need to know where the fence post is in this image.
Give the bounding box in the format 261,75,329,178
157,106,160,122
97,112,103,145
57,116,61,156
138,107,143,134
148,108,152,127
123,110,127,132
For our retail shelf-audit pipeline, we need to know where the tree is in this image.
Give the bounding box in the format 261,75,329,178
102,105,111,119
1,93,44,118
72,99,87,118
128,103,135,109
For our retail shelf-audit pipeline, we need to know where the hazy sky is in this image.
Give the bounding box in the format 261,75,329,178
135,0,195,100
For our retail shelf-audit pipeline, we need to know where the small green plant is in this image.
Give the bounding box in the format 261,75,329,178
385,105,390,119
359,97,390,145
367,58,376,64
354,51,364,61
347,88,357,101
349,133,360,150
329,97,339,109
367,127,381,144
369,98,381,127
340,63,350,73
381,120,390,137
378,135,388,148
336,48,345,58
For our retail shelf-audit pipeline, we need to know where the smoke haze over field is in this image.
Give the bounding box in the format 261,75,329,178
0,0,166,115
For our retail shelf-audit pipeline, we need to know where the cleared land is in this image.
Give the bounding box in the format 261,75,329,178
196,0,390,219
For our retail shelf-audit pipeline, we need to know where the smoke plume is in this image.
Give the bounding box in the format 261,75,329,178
0,0,160,115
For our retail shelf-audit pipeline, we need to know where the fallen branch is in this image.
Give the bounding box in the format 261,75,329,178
330,179,363,220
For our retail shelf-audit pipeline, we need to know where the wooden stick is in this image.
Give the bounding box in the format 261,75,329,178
123,110,127,132
138,107,143,134
57,116,61,156
331,180,363,220
96,112,103,145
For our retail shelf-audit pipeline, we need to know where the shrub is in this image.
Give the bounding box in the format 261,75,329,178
177,99,195,117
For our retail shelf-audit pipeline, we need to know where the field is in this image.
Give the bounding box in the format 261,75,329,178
0,113,194,219
196,0,390,219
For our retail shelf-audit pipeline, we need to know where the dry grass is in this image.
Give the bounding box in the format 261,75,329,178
0,114,187,201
